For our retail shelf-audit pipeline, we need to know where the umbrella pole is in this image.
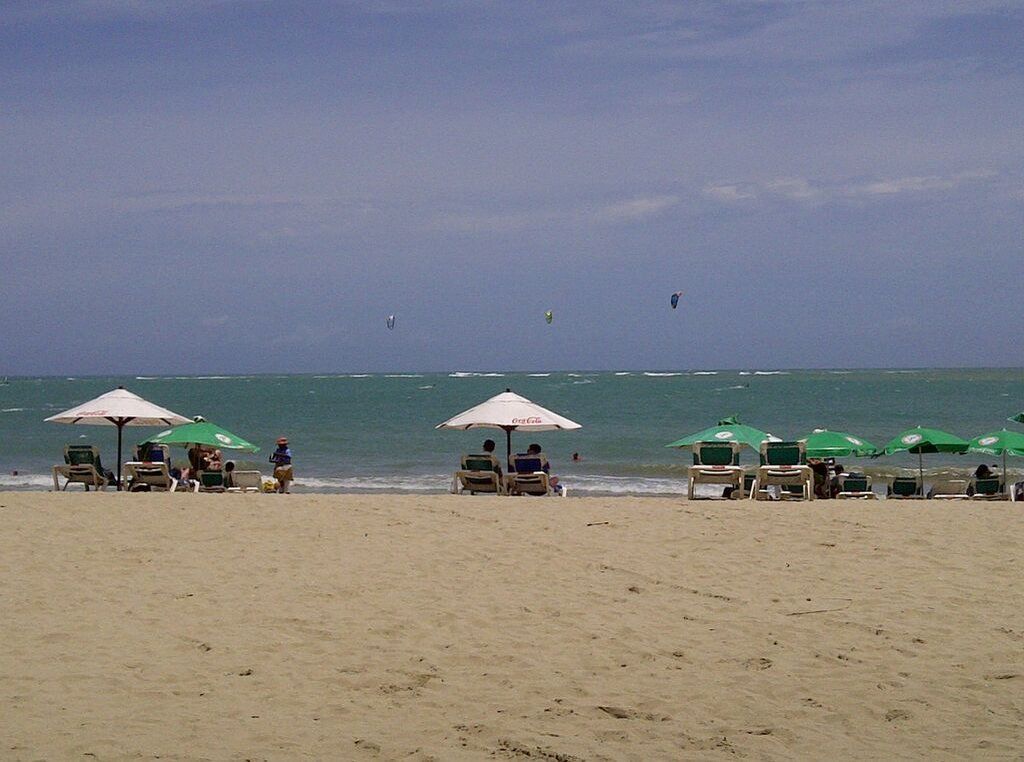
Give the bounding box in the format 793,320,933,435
116,420,124,491
918,451,924,497
505,427,512,468
1004,450,1008,496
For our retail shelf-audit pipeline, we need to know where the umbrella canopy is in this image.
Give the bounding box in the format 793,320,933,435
45,386,190,490
1009,412,1024,424
882,427,969,456
882,426,968,489
436,389,581,460
967,429,1024,457
800,429,878,458
666,416,778,450
967,429,1024,490
143,417,260,453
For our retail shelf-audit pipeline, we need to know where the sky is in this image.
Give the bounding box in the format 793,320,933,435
2,0,1022,374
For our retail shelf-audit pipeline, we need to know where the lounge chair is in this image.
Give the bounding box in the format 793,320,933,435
124,462,179,492
227,470,264,493
508,455,563,496
451,453,505,495
836,473,878,499
927,478,970,499
51,445,111,491
970,477,1007,500
688,441,745,499
195,470,226,493
888,476,923,499
754,441,813,500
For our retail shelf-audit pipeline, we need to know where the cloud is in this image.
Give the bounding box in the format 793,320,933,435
434,194,680,233
845,171,996,196
703,184,757,202
763,177,822,201
704,170,997,204
595,195,680,221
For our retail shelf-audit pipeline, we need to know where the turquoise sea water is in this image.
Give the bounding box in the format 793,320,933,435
1,369,1022,494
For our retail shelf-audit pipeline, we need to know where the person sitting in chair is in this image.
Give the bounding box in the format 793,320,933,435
480,439,503,477
518,443,561,494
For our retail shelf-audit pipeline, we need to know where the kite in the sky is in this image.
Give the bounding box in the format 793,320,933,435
670,292,683,309
544,310,553,324
386,314,396,330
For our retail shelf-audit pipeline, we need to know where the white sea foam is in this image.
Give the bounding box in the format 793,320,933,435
642,372,682,377
613,372,632,376
753,371,789,376
1,407,26,413
692,371,718,375
527,373,551,377
384,374,424,378
449,372,504,378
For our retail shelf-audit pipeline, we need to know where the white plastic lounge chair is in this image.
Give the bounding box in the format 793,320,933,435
508,455,564,496
451,453,506,495
227,470,264,493
755,441,813,500
688,441,745,499
124,462,178,492
52,445,111,491
836,473,878,499
927,478,970,499
887,476,923,499
194,470,226,493
969,477,1006,500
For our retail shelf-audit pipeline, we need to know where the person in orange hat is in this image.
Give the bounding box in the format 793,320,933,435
269,436,293,493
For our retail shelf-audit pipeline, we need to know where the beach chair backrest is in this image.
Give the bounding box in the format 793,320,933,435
231,470,263,491
513,456,544,473
145,444,171,464
891,477,921,497
693,441,740,466
973,477,1002,496
463,454,499,472
931,478,969,497
65,445,99,466
761,441,805,466
200,471,224,488
840,475,870,493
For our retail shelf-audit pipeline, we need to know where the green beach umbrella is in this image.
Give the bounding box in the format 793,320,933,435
800,429,878,458
1009,412,1024,424
882,426,968,489
143,417,260,453
666,416,778,450
967,429,1024,489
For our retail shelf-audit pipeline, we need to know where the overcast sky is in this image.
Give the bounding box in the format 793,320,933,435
2,0,1022,374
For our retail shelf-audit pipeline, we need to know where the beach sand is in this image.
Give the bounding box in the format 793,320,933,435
1,493,1021,760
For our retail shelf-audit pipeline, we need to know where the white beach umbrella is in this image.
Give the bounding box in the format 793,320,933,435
45,386,190,490
436,388,582,460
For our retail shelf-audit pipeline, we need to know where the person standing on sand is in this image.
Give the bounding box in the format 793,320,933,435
270,437,293,493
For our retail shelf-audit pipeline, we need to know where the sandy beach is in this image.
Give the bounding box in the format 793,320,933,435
1,492,1022,760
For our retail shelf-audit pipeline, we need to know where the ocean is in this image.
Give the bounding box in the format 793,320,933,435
2,369,1022,494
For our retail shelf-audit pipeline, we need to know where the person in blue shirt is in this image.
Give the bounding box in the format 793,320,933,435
270,436,293,493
